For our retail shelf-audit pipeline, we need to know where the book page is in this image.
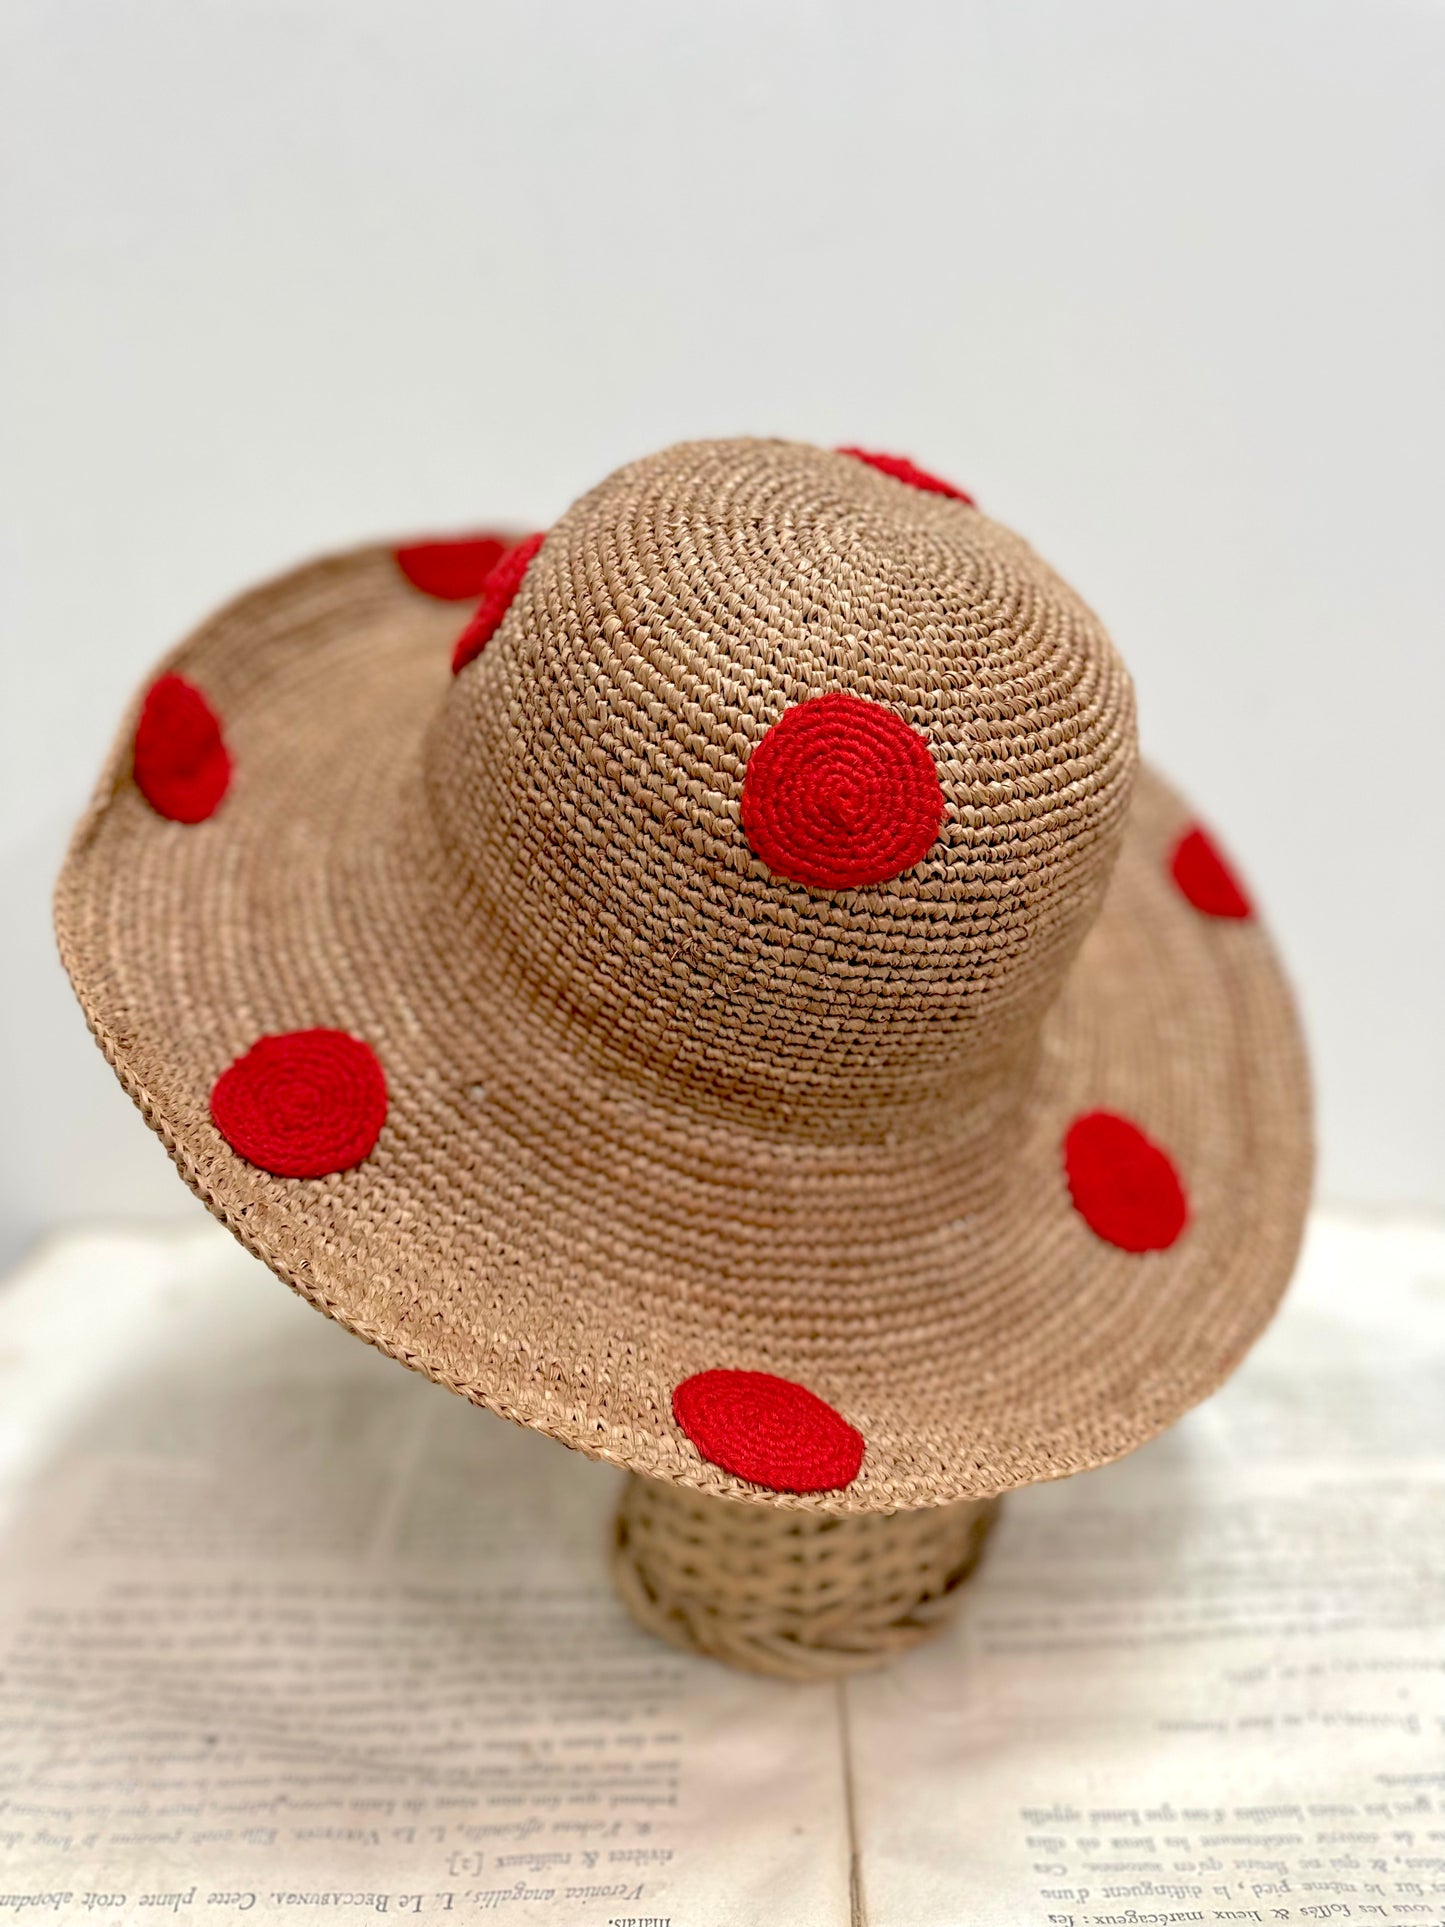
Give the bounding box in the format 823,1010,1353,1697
846,1213,1445,1927
4,1214,1442,1927
0,1227,851,1927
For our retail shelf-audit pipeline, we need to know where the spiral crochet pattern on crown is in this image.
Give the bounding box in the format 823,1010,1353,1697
425,438,1138,1140
740,691,945,889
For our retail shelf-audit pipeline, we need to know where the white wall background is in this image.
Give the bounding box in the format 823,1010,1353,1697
2,0,1442,1266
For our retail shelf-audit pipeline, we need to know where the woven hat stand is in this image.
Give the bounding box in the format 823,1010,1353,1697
611,1475,999,1680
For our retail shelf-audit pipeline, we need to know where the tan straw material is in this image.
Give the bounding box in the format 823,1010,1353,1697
612,1474,998,1678
55,438,1312,1516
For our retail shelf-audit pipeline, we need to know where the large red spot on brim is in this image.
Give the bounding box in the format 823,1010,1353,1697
672,1369,865,1493
838,447,975,506
395,534,508,600
741,692,944,890
1064,1110,1188,1252
1170,825,1253,920
451,531,546,673
133,674,231,823
211,1029,388,1178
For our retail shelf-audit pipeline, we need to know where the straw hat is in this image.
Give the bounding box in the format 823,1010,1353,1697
55,438,1311,1514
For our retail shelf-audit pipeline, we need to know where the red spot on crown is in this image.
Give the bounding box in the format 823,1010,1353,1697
1170,825,1253,920
838,447,975,505
210,1029,388,1178
741,692,944,890
451,532,547,674
672,1369,865,1493
1063,1110,1189,1253
132,674,231,823
395,534,509,601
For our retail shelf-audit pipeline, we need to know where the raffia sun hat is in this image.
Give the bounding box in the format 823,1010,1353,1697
56,439,1311,1543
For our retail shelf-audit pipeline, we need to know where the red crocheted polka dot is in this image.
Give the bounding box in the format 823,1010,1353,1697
1064,1110,1188,1253
210,1029,387,1178
1170,825,1253,920
451,531,546,673
672,1369,865,1493
394,534,508,601
837,447,975,506
132,674,231,823
741,692,944,890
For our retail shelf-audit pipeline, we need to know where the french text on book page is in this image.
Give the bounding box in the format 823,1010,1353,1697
0,1227,851,1927
847,1214,1445,1927
3,1215,1441,1927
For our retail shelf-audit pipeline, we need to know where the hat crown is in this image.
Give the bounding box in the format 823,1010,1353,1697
425,439,1137,1139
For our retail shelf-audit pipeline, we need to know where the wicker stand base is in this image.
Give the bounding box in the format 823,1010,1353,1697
611,1474,1000,1681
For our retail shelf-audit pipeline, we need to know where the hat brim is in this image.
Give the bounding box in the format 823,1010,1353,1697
56,542,1312,1513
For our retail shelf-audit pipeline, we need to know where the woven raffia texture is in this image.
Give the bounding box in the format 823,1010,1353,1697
55,438,1312,1515
426,444,1137,1143
612,1473,999,1679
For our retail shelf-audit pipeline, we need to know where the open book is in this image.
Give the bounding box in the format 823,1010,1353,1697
1,1210,1442,1927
